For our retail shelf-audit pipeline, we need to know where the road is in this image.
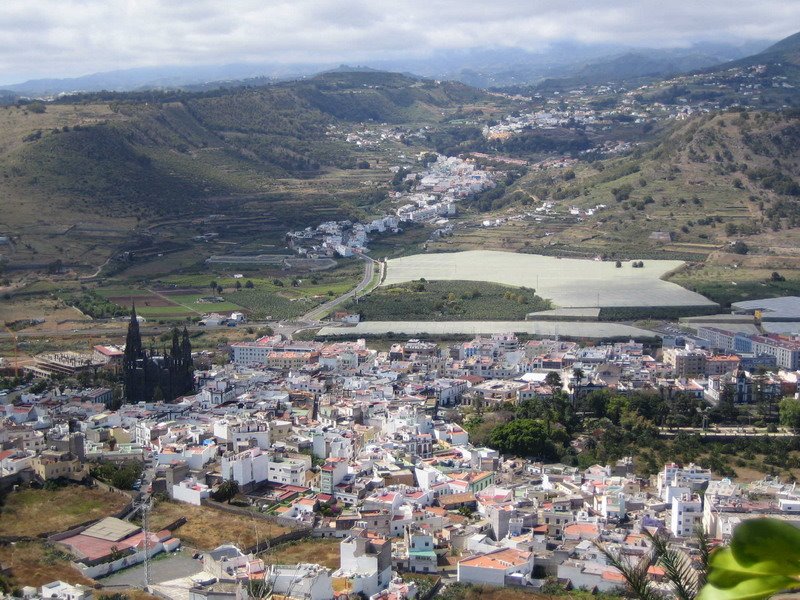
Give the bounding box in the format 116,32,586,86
658,426,795,438
301,254,377,322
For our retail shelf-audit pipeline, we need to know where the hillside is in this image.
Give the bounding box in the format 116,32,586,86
0,71,494,270
428,109,800,304
627,30,800,110
732,31,800,67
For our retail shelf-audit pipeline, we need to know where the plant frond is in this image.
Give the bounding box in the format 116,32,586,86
595,540,663,600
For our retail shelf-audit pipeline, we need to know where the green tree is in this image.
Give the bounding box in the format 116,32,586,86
213,479,240,504
488,419,562,460
545,371,562,396
779,398,800,431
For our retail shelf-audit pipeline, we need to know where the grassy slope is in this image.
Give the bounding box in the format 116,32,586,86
260,538,341,570
148,500,291,550
0,72,495,269
0,542,95,588
348,280,550,321
0,485,129,537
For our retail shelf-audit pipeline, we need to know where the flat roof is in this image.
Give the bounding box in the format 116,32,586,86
81,517,139,542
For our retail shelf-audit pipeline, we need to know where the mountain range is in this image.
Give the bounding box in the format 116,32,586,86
0,40,771,98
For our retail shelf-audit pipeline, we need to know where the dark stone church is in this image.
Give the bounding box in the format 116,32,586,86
123,307,194,403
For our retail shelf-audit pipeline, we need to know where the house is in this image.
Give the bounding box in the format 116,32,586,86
203,544,265,582
333,529,393,598
221,448,307,491
320,458,349,495
172,477,212,506
30,450,88,482
39,581,92,600
267,564,334,600
457,547,534,587
403,526,437,574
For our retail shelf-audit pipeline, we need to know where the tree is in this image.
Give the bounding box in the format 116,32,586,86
701,519,800,599
780,398,800,431
572,368,585,405
214,479,240,503
730,240,749,255
596,527,707,600
488,419,562,460
717,382,738,422
545,371,562,396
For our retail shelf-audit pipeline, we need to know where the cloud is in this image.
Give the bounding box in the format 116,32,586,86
0,0,798,84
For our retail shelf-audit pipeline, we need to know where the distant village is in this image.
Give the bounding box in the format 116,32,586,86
286,154,497,258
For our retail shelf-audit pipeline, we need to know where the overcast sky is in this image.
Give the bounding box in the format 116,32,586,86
0,0,798,85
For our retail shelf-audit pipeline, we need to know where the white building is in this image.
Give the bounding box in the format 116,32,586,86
221,447,306,489
39,581,92,600
671,494,703,537
267,564,334,600
333,529,393,598
172,477,212,506
457,547,534,587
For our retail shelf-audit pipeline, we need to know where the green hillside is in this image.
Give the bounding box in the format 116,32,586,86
0,71,497,269
428,108,800,304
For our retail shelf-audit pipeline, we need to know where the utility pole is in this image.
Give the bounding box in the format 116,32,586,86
134,496,152,589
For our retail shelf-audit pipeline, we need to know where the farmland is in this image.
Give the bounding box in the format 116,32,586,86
89,258,365,321
347,280,550,321
382,251,716,309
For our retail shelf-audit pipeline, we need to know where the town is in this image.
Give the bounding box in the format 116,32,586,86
4,300,800,599
2,8,800,600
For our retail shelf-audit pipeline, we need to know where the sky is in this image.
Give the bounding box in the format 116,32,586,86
0,0,799,85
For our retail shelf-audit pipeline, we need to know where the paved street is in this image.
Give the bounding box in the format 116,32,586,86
98,552,202,587
302,254,377,322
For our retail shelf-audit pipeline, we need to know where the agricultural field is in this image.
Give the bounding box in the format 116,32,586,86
0,484,129,537
383,250,717,309
666,255,800,307
91,258,366,320
348,280,550,321
318,320,657,339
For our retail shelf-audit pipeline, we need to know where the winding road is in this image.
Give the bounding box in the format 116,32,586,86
301,253,377,322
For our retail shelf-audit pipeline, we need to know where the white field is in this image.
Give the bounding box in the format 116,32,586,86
318,320,658,339
382,251,716,308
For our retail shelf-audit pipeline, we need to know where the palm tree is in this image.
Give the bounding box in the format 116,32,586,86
595,527,708,600
572,367,585,407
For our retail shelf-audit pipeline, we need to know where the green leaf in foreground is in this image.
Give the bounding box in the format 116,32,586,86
699,519,800,600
